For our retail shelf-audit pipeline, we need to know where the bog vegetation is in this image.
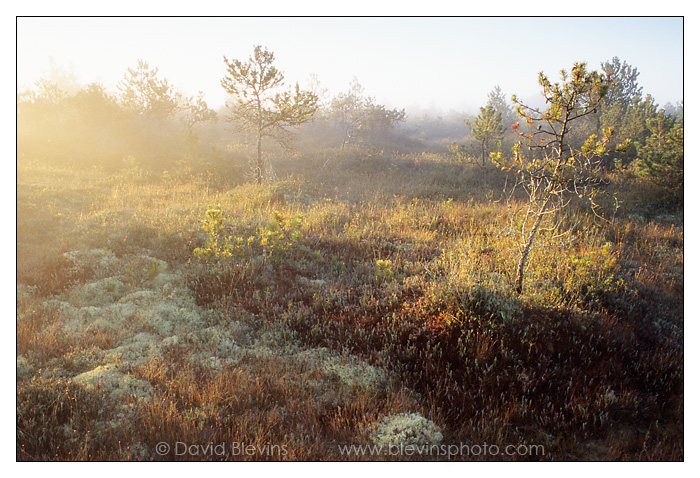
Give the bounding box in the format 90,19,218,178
17,49,683,461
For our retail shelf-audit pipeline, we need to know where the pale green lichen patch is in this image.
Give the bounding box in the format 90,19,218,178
21,246,401,459
63,248,119,276
104,333,162,368
370,413,443,449
68,277,127,307
71,364,154,403
17,284,38,302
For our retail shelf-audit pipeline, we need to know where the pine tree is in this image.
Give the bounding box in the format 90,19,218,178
466,105,504,167
498,62,629,294
117,60,179,118
487,85,517,127
221,46,318,183
638,111,683,203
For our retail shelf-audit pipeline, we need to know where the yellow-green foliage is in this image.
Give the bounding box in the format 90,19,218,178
260,211,303,259
564,242,622,296
193,206,304,264
375,259,396,283
193,206,235,260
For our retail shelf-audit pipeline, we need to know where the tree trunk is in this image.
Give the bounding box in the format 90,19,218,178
515,196,550,294
255,134,263,185
255,95,264,185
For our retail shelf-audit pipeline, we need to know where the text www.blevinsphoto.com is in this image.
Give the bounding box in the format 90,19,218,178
338,442,546,459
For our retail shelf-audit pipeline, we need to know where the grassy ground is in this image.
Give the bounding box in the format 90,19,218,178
16,152,683,461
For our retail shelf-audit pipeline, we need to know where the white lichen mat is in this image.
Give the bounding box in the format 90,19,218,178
18,248,417,458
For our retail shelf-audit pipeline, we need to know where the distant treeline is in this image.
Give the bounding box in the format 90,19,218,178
17,56,682,201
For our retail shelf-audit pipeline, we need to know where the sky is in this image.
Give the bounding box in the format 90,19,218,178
17,16,683,116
